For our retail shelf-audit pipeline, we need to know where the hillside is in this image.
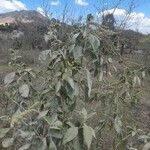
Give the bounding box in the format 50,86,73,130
0,10,149,65
0,10,50,26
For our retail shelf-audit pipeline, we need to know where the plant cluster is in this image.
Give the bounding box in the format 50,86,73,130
0,20,149,150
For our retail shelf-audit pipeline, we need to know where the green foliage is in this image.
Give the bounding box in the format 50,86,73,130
0,21,147,150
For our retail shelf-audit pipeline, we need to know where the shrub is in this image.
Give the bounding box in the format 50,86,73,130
0,21,148,150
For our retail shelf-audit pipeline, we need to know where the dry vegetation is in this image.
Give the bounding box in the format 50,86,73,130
0,2,150,150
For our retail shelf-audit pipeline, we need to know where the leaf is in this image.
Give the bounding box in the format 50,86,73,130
83,124,95,149
69,44,75,53
52,121,63,129
41,89,50,95
133,76,141,87
81,108,88,122
64,78,75,100
63,127,78,145
44,116,63,130
66,77,74,90
136,76,141,86
4,72,15,85
73,46,82,60
86,69,92,97
88,34,100,51
37,110,49,119
56,81,61,93
108,58,113,63
71,33,80,44
133,76,137,87
2,138,14,148
18,143,31,150
114,116,122,134
49,121,63,130
142,71,146,78
0,128,10,138
89,34,100,48
18,129,35,140
49,138,57,150
19,84,30,98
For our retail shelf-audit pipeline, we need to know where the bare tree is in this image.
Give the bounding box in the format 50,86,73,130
40,0,51,17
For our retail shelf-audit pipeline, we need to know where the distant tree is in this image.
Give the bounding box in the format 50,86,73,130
102,13,115,30
86,14,94,24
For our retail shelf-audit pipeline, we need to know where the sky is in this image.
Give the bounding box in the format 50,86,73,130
0,0,150,34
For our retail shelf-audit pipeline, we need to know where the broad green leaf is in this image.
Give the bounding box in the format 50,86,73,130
76,108,88,123
18,129,35,140
41,89,51,95
69,44,75,53
73,46,82,60
64,78,75,100
24,68,32,72
4,72,15,85
37,110,49,119
81,108,88,122
83,124,95,149
49,138,57,150
86,69,92,97
66,77,74,90
56,81,61,93
53,120,63,128
142,71,146,78
0,128,10,138
2,138,14,148
63,127,78,144
44,115,57,125
88,34,100,51
18,143,31,150
136,76,141,86
19,84,30,98
133,76,141,87
49,121,63,130
114,116,122,134
66,122,75,128
44,116,63,130
71,33,80,44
